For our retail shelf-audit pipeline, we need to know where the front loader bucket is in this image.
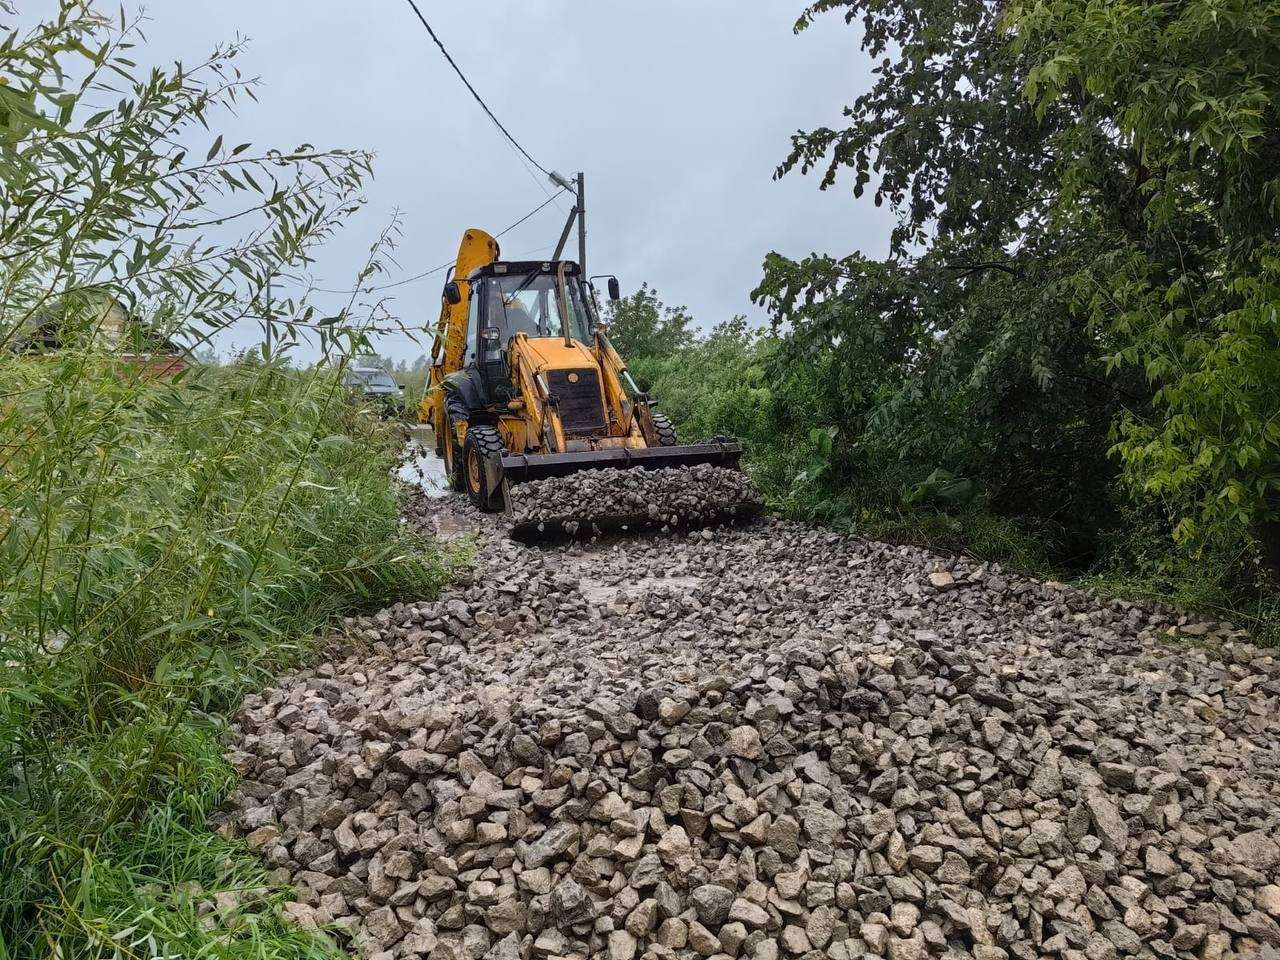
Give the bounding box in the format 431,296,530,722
499,440,762,543
499,439,745,485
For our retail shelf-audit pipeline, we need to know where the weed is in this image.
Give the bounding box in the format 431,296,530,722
0,358,446,958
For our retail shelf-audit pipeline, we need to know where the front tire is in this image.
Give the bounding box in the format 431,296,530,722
463,425,508,512
652,411,678,447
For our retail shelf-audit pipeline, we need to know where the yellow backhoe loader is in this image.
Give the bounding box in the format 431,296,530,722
418,228,751,532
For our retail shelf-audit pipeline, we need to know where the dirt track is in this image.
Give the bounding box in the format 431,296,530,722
222,477,1280,960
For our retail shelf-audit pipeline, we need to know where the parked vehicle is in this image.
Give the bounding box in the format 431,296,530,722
343,365,404,416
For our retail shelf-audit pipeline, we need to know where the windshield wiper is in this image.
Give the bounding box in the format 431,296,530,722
508,272,540,298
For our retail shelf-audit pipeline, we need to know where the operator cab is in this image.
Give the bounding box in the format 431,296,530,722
450,261,599,398
464,260,595,355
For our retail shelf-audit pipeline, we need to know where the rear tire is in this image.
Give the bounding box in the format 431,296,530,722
442,414,465,491
464,425,508,512
652,412,678,447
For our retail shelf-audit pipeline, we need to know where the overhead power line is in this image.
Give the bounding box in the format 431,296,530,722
494,190,567,241
310,190,567,296
402,0,552,179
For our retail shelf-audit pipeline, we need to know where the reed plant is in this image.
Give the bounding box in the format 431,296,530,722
1,4,444,955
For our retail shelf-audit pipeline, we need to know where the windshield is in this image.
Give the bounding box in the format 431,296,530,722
482,272,593,345
346,369,397,389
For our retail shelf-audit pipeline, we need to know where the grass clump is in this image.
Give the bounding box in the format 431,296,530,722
0,4,449,954
0,356,447,958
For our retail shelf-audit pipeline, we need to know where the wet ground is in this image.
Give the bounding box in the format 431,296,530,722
398,432,451,500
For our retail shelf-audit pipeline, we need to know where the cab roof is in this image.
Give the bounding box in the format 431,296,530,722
467,260,581,281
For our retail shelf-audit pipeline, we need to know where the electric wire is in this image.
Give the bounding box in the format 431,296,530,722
401,0,553,178
303,3,571,297
510,242,558,260
493,190,569,242
512,145,570,214
309,190,567,296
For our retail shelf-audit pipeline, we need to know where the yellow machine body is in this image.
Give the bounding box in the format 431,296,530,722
420,230,743,511
498,334,649,456
419,228,501,442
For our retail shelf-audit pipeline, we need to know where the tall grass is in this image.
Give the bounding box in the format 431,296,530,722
0,356,447,958
0,4,446,955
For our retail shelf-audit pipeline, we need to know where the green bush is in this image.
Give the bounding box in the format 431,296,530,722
604,285,696,364
732,0,1280,633
629,317,819,498
0,357,448,958
632,320,769,443
1087,505,1280,646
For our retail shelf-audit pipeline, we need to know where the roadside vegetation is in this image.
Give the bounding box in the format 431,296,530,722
751,0,1280,639
611,0,1280,649
0,3,445,957
1,359,442,959
617,278,1277,640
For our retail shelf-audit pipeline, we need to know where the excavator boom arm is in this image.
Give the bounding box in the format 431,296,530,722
439,229,501,376
422,229,501,431
507,332,563,453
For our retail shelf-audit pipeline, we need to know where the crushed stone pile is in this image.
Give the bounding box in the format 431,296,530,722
507,465,763,536
220,491,1280,960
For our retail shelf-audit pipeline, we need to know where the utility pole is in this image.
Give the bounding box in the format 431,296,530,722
576,172,586,278
549,170,586,273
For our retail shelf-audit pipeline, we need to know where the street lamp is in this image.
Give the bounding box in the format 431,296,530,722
548,171,587,278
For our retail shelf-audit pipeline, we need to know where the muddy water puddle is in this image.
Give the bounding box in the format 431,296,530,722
397,437,450,499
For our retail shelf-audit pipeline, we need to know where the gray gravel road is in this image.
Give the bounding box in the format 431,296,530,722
221,472,1280,960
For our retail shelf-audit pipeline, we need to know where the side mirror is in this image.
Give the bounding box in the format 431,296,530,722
608,277,621,301
443,281,462,306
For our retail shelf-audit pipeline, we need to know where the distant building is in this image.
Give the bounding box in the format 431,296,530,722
10,292,188,377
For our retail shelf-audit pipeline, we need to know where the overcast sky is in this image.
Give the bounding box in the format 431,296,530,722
35,2,894,361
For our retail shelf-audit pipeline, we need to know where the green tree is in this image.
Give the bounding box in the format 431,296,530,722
1008,0,1280,553
603,283,695,363
757,0,1280,571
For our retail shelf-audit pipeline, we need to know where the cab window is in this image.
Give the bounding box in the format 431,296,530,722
483,272,593,344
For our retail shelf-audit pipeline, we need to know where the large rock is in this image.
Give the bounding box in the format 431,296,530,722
523,821,578,868
691,884,735,926
1223,830,1280,872
1085,791,1129,852
551,877,593,925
